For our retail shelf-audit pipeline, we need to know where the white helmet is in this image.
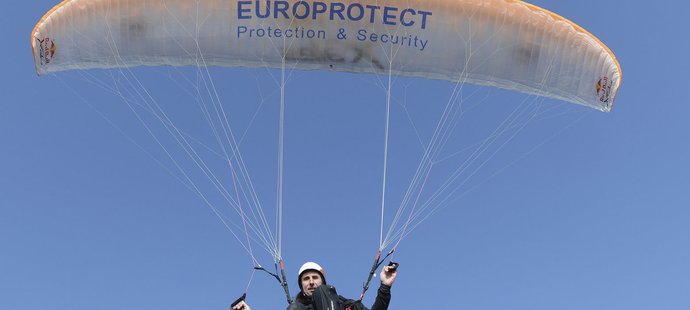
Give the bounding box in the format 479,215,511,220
297,262,326,289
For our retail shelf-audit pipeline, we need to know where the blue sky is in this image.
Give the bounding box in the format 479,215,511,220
2,1,690,310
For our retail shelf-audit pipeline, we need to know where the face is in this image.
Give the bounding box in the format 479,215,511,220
300,271,323,296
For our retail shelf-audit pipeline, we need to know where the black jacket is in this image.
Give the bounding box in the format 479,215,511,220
286,284,391,310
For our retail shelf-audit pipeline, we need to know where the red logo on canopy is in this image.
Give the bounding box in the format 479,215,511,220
596,76,612,103
36,37,56,65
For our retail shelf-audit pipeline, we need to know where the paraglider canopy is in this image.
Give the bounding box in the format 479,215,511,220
32,0,620,111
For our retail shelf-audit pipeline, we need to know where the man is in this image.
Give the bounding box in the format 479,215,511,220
230,261,397,310
287,261,397,310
